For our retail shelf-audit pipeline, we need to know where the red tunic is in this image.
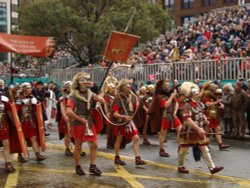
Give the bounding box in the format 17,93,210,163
112,100,138,139
0,102,11,140
202,96,220,128
59,118,68,135
16,103,37,139
160,98,182,130
67,99,97,142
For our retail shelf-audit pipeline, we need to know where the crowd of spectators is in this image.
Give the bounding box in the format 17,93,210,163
1,5,250,81
128,6,250,65
0,48,72,79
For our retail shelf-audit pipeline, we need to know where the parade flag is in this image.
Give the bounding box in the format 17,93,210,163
103,31,140,63
0,33,55,57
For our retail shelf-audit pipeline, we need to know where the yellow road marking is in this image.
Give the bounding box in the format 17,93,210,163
17,166,225,186
96,150,248,187
113,165,144,188
4,154,19,188
19,166,74,174
4,143,247,188
46,143,248,187
97,150,248,184
20,165,144,188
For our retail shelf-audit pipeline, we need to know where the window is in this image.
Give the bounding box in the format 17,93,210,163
182,0,194,9
164,0,174,9
0,2,7,33
0,2,7,7
11,4,18,12
0,2,7,62
11,17,18,25
202,0,216,6
181,15,195,25
224,0,235,3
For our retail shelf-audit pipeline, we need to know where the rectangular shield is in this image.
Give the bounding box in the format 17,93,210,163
36,103,46,151
10,103,28,156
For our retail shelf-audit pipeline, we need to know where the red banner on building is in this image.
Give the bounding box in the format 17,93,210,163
103,31,140,63
0,33,55,57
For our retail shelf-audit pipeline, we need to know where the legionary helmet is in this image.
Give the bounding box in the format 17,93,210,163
107,83,116,94
147,84,155,94
155,79,170,95
21,82,32,90
180,82,200,100
117,79,132,95
63,81,71,94
71,72,91,92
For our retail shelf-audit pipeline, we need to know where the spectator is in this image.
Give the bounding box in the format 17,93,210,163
232,81,249,138
238,75,247,91
246,79,250,135
221,83,234,136
45,82,57,129
32,81,50,136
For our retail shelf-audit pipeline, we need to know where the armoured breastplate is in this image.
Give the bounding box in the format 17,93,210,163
208,98,219,119
70,96,93,126
106,94,114,109
20,98,35,126
191,102,206,128
145,95,153,108
121,97,134,116
0,101,5,130
162,96,174,117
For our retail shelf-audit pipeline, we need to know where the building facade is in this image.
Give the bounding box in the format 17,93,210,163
157,0,250,26
0,0,19,62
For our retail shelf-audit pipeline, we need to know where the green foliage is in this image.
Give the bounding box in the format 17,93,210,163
18,0,172,65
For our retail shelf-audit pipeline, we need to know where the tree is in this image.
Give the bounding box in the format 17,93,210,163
17,0,172,66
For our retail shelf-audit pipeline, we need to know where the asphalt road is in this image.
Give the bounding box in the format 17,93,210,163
1,126,250,188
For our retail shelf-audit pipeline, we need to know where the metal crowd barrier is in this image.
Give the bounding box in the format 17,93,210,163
49,58,250,83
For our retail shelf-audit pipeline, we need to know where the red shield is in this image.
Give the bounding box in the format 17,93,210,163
36,103,46,151
10,103,28,156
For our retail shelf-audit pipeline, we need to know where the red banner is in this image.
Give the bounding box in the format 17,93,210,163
0,33,55,57
103,31,140,63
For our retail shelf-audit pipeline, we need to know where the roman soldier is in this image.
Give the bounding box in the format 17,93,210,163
201,81,230,150
138,86,147,99
16,82,46,162
133,86,148,144
104,83,117,149
104,83,116,115
177,82,223,174
141,84,155,145
0,88,16,173
57,81,73,156
111,79,146,166
148,79,182,157
66,72,104,176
